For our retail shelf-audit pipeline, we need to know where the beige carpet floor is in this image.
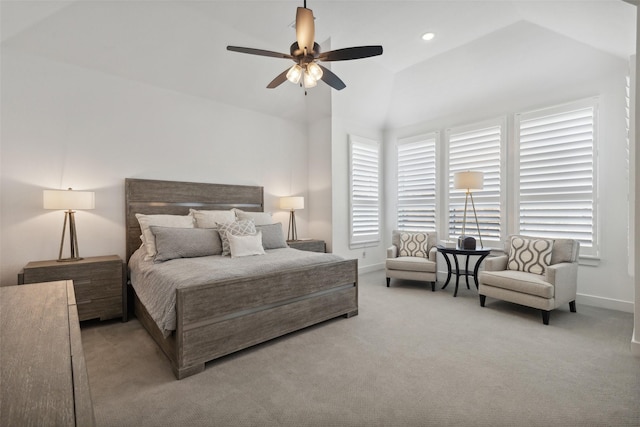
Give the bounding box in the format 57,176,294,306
81,270,640,427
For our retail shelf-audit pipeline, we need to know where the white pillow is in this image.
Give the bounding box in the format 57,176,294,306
190,209,236,228
228,232,266,258
135,213,194,260
232,208,274,226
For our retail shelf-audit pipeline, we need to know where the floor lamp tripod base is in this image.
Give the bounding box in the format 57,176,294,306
287,210,298,241
58,210,83,262
458,191,484,250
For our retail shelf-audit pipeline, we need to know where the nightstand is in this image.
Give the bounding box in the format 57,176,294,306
19,255,126,322
287,239,326,253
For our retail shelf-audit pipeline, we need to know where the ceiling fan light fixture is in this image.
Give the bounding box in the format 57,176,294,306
303,70,318,88
422,32,435,41
307,62,323,81
286,64,303,84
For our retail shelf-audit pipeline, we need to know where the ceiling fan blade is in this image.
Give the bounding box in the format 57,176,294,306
227,46,293,60
295,7,315,53
318,64,346,91
267,68,290,89
318,46,383,62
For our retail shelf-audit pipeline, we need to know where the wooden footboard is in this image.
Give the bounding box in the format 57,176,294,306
135,258,358,379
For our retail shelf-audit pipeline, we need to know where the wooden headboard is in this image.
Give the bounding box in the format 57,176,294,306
125,178,264,262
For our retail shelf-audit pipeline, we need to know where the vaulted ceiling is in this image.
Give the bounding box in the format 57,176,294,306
1,1,636,126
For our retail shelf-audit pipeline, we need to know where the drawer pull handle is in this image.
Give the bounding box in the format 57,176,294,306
77,300,92,305
74,279,92,286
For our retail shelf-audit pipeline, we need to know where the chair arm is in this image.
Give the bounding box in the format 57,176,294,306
428,246,438,262
484,255,508,271
546,262,578,303
387,245,398,258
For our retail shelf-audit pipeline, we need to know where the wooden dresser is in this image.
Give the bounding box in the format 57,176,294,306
19,255,126,321
0,280,95,426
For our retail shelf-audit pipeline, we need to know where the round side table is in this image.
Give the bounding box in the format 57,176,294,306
436,245,491,297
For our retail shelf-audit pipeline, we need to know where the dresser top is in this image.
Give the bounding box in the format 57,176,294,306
1,281,77,426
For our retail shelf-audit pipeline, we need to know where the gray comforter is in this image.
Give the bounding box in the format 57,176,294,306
129,248,345,337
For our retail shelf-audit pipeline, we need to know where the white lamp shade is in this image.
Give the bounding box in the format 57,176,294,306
280,196,304,210
454,171,484,191
43,189,95,210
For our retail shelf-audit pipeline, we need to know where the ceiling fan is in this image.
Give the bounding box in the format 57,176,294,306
227,1,383,92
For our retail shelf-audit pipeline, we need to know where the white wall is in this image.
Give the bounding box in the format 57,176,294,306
383,30,634,311
0,50,309,285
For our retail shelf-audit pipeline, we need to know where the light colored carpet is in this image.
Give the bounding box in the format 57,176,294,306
81,270,640,427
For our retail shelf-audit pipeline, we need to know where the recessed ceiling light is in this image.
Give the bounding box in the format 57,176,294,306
422,32,435,41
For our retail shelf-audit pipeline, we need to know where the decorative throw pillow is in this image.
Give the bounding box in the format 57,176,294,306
399,232,429,257
507,236,553,275
135,213,194,260
232,208,274,226
255,223,288,249
217,219,257,256
151,227,223,262
228,232,266,258
190,209,236,229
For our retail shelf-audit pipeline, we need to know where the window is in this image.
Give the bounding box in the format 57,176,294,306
397,133,438,232
515,99,598,256
446,120,504,244
349,135,380,247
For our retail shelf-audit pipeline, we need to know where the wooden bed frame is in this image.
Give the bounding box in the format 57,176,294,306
125,178,358,379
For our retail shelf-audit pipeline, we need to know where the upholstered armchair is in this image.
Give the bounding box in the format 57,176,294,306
478,235,580,325
386,230,438,291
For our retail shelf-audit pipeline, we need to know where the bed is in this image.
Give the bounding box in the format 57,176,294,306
125,178,358,379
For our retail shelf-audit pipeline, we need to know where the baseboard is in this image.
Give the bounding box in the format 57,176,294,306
575,293,634,313
358,263,384,275
632,329,640,357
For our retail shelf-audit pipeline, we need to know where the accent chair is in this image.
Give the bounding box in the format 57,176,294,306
385,230,438,291
478,235,580,325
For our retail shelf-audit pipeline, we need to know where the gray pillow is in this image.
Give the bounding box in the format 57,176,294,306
150,226,222,262
256,223,288,249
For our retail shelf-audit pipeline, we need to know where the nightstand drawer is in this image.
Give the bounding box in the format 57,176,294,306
287,239,326,253
72,277,121,303
77,295,122,322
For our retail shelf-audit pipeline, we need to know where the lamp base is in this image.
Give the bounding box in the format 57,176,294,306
57,257,84,263
457,235,476,250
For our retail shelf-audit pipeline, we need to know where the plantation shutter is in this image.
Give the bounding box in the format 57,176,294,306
397,134,437,231
515,101,596,254
447,123,503,242
349,136,380,246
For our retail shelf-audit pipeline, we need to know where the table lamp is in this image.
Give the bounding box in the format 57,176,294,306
43,188,95,262
280,196,304,241
454,171,484,249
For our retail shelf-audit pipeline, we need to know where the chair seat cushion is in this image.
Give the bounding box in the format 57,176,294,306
479,270,553,299
386,256,436,273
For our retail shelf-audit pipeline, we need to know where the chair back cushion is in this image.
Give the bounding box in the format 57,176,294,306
392,230,437,257
506,236,553,275
550,239,580,264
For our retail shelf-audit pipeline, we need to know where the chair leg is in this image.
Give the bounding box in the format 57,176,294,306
541,310,550,325
431,282,435,292
386,277,390,287
569,300,576,312
479,294,486,307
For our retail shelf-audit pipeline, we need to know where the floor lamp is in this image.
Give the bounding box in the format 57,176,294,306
43,188,95,262
454,171,484,249
280,196,304,241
